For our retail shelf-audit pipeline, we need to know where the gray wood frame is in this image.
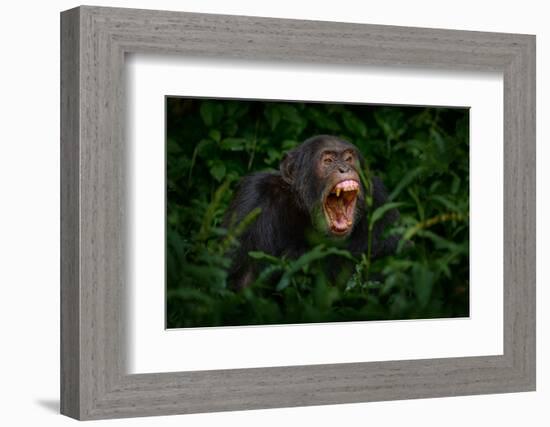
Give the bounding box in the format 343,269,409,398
60,5,536,420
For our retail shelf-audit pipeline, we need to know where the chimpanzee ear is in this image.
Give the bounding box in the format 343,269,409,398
280,151,296,184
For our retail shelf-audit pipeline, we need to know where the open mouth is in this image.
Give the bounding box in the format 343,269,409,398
323,179,360,235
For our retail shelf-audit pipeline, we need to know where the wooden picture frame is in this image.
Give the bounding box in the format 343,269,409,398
60,5,536,420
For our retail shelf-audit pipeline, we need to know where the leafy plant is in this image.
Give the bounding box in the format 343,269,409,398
166,98,469,328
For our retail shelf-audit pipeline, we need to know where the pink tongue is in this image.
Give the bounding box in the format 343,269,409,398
333,211,348,230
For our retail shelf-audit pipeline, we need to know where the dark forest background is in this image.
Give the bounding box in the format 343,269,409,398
166,98,469,328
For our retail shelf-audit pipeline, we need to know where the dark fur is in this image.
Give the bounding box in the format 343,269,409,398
224,135,400,288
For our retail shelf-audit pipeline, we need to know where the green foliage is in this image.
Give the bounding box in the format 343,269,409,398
166,98,469,328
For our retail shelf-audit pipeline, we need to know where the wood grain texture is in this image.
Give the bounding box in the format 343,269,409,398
60,5,536,420
60,7,80,419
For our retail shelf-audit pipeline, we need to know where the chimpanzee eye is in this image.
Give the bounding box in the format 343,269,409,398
344,154,354,163
323,157,333,164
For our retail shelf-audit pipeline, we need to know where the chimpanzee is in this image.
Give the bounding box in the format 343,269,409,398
223,134,401,289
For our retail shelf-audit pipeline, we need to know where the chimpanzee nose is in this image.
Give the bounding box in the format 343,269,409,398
338,165,348,173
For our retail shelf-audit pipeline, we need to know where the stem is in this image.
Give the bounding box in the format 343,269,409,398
187,144,200,187
247,120,260,170
362,251,370,285
358,164,374,285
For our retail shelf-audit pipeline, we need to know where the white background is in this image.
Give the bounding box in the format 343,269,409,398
0,0,546,426
128,57,503,373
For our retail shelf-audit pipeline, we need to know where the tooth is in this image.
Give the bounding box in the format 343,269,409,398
336,188,341,197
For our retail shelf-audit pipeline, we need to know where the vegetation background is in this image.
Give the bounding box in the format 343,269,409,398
166,98,469,328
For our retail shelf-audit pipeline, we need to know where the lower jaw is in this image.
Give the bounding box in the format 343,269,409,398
327,220,353,237
323,208,354,236
331,228,351,236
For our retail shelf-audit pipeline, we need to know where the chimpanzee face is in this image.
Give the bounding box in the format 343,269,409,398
280,136,364,238
315,140,362,237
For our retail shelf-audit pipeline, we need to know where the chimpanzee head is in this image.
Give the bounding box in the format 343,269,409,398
280,135,365,238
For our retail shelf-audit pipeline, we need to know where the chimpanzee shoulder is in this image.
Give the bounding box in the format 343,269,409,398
224,170,313,289
224,171,310,256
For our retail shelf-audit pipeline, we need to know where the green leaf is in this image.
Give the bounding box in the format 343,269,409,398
188,139,214,186
282,140,299,150
167,138,182,154
374,109,407,141
197,179,232,241
253,264,284,286
342,111,367,137
413,265,436,309
275,276,291,292
369,202,404,230
430,128,446,152
225,101,249,119
278,104,305,126
388,167,423,201
200,102,224,126
431,195,462,213
374,111,394,138
306,108,340,131
209,129,221,142
451,172,461,194
275,245,355,291
248,251,282,264
220,137,247,151
167,287,215,304
209,161,226,182
264,107,281,130
264,148,282,165
416,229,466,253
407,186,425,221
166,228,187,264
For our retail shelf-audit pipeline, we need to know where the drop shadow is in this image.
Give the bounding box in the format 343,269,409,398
35,399,59,414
